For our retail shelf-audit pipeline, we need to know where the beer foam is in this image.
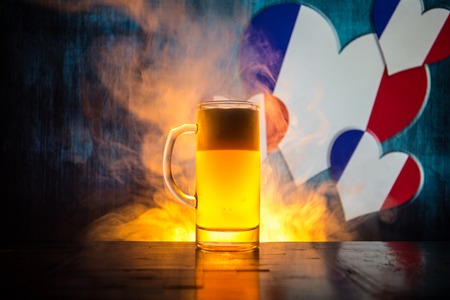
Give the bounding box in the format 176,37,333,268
197,108,260,150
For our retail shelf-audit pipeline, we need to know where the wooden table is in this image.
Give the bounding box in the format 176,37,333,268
2,242,449,299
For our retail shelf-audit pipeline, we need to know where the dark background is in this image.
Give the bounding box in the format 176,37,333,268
2,0,150,242
2,0,449,243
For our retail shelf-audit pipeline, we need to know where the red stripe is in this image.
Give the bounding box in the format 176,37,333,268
424,15,450,65
366,67,428,142
382,157,422,210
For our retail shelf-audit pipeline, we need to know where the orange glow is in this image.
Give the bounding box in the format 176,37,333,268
85,162,348,242
260,166,337,242
85,196,195,242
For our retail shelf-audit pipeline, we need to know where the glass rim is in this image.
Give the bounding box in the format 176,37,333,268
197,100,259,110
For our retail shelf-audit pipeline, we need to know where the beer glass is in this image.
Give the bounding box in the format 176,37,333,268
163,100,260,251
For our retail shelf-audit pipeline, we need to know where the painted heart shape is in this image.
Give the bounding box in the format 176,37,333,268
240,4,386,184
374,0,450,75
330,129,423,221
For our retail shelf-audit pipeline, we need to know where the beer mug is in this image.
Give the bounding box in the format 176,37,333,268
163,100,260,251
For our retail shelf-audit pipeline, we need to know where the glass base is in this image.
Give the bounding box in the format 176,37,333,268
196,225,259,252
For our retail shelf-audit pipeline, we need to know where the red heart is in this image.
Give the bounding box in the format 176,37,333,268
264,93,289,153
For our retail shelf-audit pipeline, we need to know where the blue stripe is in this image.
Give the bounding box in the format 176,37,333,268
373,0,400,37
330,129,364,181
239,3,301,93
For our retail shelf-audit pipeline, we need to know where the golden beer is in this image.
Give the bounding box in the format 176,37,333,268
163,101,260,251
196,105,260,251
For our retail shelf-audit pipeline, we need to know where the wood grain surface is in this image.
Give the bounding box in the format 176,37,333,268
2,241,449,299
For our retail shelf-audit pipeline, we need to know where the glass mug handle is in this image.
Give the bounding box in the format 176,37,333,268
163,124,197,208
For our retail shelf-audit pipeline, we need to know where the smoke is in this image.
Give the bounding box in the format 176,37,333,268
34,0,353,242
55,0,250,241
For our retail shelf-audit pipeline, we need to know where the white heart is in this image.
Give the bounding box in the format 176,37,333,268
275,6,385,185
336,132,408,221
378,0,449,75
